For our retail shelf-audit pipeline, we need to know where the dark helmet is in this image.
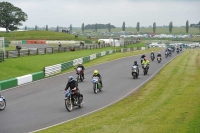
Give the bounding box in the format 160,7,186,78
134,61,137,65
68,76,74,82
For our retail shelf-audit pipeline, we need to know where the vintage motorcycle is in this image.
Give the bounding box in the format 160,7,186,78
91,76,102,94
64,90,83,112
132,65,139,79
0,95,6,110
157,57,162,63
165,51,168,58
143,64,149,75
75,67,84,83
150,54,155,61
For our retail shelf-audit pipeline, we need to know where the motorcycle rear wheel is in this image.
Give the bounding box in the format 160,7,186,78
65,98,73,112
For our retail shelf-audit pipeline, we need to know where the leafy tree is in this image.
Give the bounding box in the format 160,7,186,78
136,22,140,32
70,24,72,33
95,23,97,32
81,23,84,33
169,21,173,33
122,22,125,31
123,22,125,31
35,25,37,30
56,26,59,32
108,23,111,32
25,26,27,30
0,1,28,32
186,20,189,33
153,22,156,33
85,24,115,29
46,25,48,31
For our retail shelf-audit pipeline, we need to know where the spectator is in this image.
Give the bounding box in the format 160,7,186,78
58,42,61,47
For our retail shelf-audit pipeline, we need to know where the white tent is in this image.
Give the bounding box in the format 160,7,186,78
0,28,6,32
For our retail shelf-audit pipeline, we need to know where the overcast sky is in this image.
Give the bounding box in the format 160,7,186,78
4,0,200,28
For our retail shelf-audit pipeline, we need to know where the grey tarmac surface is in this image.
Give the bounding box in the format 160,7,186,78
0,49,181,133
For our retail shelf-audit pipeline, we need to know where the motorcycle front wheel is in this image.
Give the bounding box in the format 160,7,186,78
65,98,73,112
132,72,136,79
0,100,6,110
93,84,98,94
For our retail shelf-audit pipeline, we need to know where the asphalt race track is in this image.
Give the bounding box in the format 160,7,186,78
0,49,181,133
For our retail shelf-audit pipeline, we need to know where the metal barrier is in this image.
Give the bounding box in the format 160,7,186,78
4,44,111,59
0,52,5,62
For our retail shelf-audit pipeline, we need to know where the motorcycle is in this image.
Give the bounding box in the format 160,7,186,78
168,51,172,57
157,57,162,63
132,65,139,79
150,54,155,61
75,67,84,83
0,95,6,110
91,76,102,94
64,90,83,112
165,51,168,58
142,64,149,75
177,49,179,54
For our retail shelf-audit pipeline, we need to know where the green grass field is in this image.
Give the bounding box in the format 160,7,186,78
0,30,95,42
36,49,200,133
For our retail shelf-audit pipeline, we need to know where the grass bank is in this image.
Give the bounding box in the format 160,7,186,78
37,49,200,133
0,30,95,42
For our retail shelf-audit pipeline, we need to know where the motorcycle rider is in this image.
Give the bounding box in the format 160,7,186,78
133,61,139,74
142,57,150,70
92,70,103,87
150,51,155,60
65,76,82,103
140,54,146,64
77,64,85,79
157,52,162,60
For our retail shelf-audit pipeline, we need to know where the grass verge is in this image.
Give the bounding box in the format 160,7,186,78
36,49,200,133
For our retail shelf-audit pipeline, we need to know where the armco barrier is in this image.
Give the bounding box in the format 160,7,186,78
44,64,62,77
101,51,106,56
90,54,96,60
61,61,73,71
73,58,83,66
96,53,101,58
44,50,116,77
82,56,90,63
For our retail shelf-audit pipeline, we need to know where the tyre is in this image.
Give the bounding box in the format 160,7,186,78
93,84,97,94
77,76,80,83
80,75,83,82
133,73,136,79
65,98,73,112
0,100,6,110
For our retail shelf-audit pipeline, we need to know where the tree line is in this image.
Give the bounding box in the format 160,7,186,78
0,1,198,34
